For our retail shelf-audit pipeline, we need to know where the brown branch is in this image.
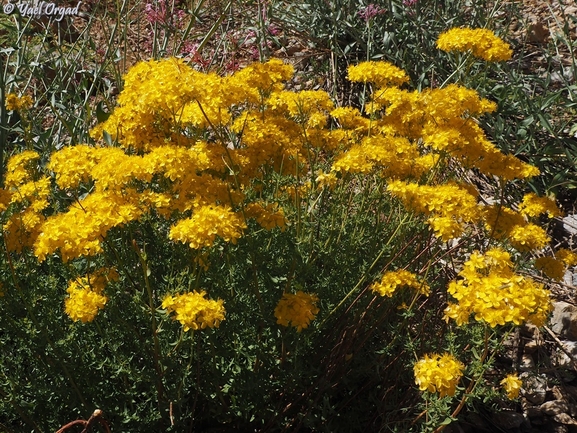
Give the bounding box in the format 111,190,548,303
56,409,110,433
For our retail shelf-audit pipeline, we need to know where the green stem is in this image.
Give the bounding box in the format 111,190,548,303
319,212,410,326
133,240,166,407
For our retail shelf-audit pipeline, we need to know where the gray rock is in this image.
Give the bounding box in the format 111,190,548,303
554,341,577,370
522,374,548,404
550,302,577,341
563,215,577,235
541,400,570,416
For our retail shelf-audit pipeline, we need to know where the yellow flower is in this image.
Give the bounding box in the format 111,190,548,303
274,291,319,332
370,269,429,297
162,291,225,331
519,193,562,219
244,202,287,231
5,93,33,111
501,374,522,399
445,248,552,327
64,269,116,323
315,171,338,190
557,248,577,267
414,353,464,397
436,27,512,62
169,205,247,249
535,256,565,281
347,61,409,88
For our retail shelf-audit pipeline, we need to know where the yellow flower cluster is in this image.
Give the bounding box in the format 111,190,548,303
557,248,577,266
387,181,480,241
414,353,464,397
0,42,543,267
244,202,287,231
21,58,346,262
519,193,562,218
2,151,49,253
347,61,410,88
35,190,144,261
64,268,118,323
484,205,550,252
162,291,225,331
274,291,320,332
370,269,429,297
444,248,552,327
436,27,513,62
535,248,577,281
315,171,338,190
535,256,566,281
5,93,33,111
168,205,247,250
501,374,523,399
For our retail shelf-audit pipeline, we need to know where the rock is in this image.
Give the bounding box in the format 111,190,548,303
462,412,489,431
523,374,548,404
563,215,577,235
491,411,525,429
565,386,577,401
521,354,536,371
554,413,577,426
550,302,577,340
524,340,540,354
554,341,577,370
541,400,570,416
552,386,565,401
525,406,543,418
553,423,569,433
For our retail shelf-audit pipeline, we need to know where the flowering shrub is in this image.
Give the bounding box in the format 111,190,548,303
0,28,569,432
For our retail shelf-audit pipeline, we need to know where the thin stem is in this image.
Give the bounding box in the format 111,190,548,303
132,239,166,408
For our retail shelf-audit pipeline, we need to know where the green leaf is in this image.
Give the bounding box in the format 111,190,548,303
96,101,110,123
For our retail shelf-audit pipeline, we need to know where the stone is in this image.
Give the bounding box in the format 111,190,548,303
525,406,543,419
520,354,535,371
553,423,569,433
524,340,540,355
522,374,548,404
564,386,577,401
491,411,525,429
541,400,570,416
554,413,577,426
563,215,577,235
462,412,489,431
550,302,577,341
554,341,577,371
